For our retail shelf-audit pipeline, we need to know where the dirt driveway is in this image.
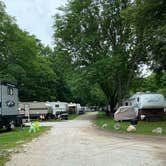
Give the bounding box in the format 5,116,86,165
6,112,166,166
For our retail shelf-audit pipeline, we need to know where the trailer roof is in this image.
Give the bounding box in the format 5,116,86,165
129,92,164,100
0,80,17,87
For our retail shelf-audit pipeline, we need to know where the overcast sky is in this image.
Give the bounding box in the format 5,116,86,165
2,0,67,47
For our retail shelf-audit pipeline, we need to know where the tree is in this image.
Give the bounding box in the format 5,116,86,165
53,0,141,112
0,1,59,101
123,0,166,71
66,67,107,106
130,72,166,98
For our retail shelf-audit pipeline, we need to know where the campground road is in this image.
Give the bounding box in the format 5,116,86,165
6,112,166,166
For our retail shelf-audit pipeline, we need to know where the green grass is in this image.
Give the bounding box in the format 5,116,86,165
95,112,166,135
68,114,79,120
0,126,51,166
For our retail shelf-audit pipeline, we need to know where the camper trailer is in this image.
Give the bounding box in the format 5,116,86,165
164,100,166,113
19,102,51,120
80,106,86,114
0,81,19,129
46,101,68,120
68,103,77,114
76,104,81,114
68,103,81,114
127,92,165,120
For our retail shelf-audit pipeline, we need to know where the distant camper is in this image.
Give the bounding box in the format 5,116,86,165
19,102,50,120
164,100,166,113
0,81,19,129
68,103,81,114
46,101,68,120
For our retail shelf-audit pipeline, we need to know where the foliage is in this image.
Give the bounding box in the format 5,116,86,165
122,0,166,71
53,0,142,111
1,0,166,108
130,72,166,98
51,45,107,105
0,2,58,101
68,114,79,120
0,1,106,105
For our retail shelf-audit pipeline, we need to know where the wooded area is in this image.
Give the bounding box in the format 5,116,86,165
0,0,166,110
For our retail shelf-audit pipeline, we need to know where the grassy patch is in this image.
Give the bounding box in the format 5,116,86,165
68,114,79,120
0,126,51,166
95,112,166,135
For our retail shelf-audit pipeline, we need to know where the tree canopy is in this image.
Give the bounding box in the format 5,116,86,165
53,0,147,111
0,0,166,109
53,0,166,111
0,2,57,101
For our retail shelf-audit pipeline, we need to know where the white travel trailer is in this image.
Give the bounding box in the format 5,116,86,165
76,104,81,114
68,103,81,114
164,100,166,113
126,92,165,120
46,101,68,120
0,81,19,129
19,102,50,119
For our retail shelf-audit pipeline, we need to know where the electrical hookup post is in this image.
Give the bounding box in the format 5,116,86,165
29,121,40,133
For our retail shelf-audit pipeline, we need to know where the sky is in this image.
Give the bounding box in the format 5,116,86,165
2,0,67,47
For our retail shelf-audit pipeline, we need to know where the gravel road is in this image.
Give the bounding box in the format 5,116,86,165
6,112,166,166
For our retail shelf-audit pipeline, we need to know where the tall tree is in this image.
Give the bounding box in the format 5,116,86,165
0,1,58,101
123,0,166,71
54,0,141,112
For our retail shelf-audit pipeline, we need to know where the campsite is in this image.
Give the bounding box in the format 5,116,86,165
1,0,166,165
1,84,166,166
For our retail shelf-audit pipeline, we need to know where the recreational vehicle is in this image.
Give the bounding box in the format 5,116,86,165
80,106,86,114
46,101,68,120
126,92,165,120
19,102,51,120
68,103,81,114
0,81,19,129
164,100,166,113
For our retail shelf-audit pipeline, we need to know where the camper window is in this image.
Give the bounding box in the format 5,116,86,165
55,104,59,107
7,87,14,95
137,97,139,102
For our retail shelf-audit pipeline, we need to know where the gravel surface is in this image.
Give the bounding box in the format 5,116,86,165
6,112,166,166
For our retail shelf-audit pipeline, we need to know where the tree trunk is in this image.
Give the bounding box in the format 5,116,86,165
105,95,118,116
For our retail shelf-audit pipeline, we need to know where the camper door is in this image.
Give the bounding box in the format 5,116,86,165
1,84,18,116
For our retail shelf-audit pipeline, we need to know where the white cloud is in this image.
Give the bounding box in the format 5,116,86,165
2,0,67,47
